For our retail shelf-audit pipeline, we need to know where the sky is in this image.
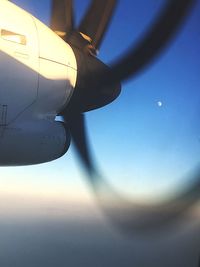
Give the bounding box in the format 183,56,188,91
0,1,200,266
2,0,200,201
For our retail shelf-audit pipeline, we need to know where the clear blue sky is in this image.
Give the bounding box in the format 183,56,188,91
1,0,200,204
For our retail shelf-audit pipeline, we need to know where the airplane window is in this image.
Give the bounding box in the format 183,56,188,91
1,29,27,45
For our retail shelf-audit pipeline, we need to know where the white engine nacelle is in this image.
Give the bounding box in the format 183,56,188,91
0,1,78,166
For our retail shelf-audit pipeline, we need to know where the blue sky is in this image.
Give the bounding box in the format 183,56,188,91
1,0,200,204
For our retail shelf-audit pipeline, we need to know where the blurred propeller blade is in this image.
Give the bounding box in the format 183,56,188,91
50,0,74,39
84,166,200,233
63,113,98,180
78,0,118,50
105,0,195,84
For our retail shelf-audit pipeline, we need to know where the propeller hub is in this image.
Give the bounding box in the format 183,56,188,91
61,47,121,115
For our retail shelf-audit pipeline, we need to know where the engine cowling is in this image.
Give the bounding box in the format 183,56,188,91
0,1,78,166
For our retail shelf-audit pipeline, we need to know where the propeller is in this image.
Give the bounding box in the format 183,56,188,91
50,0,74,39
50,0,198,232
64,113,97,179
78,0,118,51
108,0,197,84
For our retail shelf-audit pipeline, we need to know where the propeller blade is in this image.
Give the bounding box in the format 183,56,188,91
63,113,98,179
105,0,195,84
78,0,118,50
62,112,200,232
50,0,74,39
82,163,200,233
62,113,200,232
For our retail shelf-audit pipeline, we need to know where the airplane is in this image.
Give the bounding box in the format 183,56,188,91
0,0,198,231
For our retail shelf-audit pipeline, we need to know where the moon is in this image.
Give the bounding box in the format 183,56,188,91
157,101,163,107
